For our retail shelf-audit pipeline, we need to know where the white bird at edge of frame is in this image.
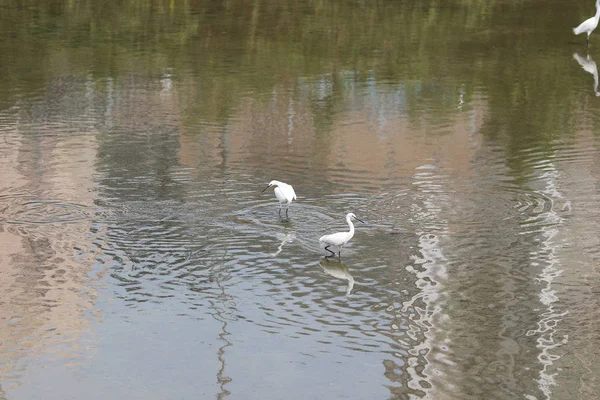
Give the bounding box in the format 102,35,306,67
261,180,297,216
573,0,600,48
319,213,364,258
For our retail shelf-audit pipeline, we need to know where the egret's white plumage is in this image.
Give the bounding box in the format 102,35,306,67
319,213,364,258
574,0,600,47
261,180,297,215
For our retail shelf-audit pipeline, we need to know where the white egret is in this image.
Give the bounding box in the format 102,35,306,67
261,180,297,216
573,52,600,96
573,0,600,48
319,212,364,258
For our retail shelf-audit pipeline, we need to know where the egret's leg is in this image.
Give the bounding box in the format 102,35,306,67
285,207,289,217
587,35,590,48
324,245,336,257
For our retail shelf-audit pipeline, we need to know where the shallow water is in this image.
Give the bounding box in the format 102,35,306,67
2,0,600,399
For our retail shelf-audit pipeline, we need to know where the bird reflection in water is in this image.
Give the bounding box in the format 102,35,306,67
319,258,355,296
573,52,600,96
270,231,296,257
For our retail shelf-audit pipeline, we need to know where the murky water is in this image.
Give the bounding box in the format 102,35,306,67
2,0,600,399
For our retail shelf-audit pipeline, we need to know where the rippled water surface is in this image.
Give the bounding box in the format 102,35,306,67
2,0,600,399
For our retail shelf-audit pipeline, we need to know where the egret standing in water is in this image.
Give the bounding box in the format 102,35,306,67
574,0,600,48
261,180,297,216
319,213,364,258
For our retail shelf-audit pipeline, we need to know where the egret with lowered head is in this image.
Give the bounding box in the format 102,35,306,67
320,213,364,258
261,180,297,216
574,0,600,48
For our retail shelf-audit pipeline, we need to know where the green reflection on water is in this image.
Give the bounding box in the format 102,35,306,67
0,0,590,140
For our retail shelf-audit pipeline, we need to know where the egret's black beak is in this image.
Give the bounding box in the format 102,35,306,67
356,217,365,224
261,184,272,193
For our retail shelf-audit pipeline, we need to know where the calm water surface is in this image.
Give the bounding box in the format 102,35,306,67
2,0,600,399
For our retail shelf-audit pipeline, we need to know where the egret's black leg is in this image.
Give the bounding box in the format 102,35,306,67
324,245,336,257
285,207,289,217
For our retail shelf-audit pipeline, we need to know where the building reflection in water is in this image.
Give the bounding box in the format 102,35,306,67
0,76,102,389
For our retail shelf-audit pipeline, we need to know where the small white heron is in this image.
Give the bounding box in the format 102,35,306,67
261,180,297,216
573,0,600,48
319,212,364,258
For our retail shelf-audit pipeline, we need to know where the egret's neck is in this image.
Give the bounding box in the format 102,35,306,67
595,3,600,18
346,217,355,234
